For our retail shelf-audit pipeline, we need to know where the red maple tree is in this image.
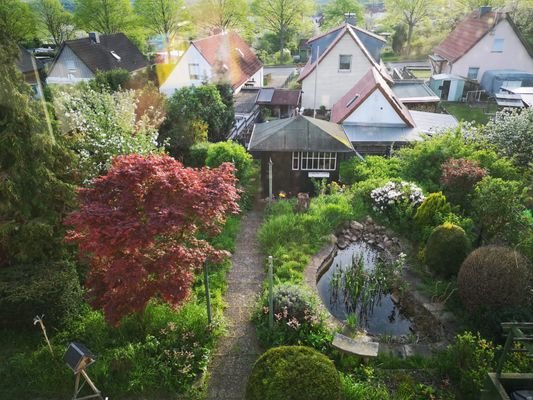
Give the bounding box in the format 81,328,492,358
65,154,240,325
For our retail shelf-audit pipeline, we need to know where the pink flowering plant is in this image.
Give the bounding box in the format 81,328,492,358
253,284,331,352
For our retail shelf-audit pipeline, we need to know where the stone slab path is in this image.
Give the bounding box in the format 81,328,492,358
207,204,265,400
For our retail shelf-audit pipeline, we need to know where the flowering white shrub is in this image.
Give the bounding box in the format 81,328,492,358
370,181,425,212
54,85,161,181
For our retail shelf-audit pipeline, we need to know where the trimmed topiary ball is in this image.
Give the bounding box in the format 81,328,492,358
246,346,341,400
425,223,470,278
458,246,530,312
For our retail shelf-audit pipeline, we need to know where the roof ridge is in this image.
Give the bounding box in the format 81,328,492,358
306,116,355,150
351,25,386,42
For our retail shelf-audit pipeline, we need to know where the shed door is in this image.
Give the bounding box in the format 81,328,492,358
440,80,451,100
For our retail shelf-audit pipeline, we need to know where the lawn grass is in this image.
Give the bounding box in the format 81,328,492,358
411,69,432,79
440,101,498,125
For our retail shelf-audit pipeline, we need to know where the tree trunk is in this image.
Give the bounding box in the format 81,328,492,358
406,23,414,56
166,33,171,63
279,28,285,64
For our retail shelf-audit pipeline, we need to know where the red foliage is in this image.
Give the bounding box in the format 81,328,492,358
65,154,240,325
441,158,487,193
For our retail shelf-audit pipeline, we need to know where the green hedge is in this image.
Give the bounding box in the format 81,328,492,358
0,260,82,329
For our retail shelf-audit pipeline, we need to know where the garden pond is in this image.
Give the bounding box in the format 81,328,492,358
317,241,413,336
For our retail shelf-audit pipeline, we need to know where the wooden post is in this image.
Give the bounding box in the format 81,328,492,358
268,157,273,201
204,262,212,325
268,256,274,330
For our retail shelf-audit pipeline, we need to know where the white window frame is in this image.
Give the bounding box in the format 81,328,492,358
299,152,337,171
467,67,480,80
292,152,299,170
339,54,352,71
188,63,200,80
492,38,504,53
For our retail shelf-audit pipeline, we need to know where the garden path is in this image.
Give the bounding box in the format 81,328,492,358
207,202,265,400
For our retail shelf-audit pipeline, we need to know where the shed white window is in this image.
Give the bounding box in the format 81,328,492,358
492,38,504,53
298,152,337,171
339,55,351,71
292,152,299,170
188,63,200,80
467,67,480,80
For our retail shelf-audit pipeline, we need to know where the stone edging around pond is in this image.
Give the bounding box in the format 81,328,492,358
304,216,460,359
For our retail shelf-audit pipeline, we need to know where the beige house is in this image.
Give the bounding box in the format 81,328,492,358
430,7,533,81
298,23,389,111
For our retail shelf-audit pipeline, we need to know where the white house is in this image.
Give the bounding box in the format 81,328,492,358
298,23,389,110
430,7,533,81
160,31,263,96
330,67,458,155
46,33,148,84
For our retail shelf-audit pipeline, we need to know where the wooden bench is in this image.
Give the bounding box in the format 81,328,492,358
332,333,379,362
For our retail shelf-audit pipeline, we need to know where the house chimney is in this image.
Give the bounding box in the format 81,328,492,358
479,6,492,17
88,32,100,44
344,12,357,26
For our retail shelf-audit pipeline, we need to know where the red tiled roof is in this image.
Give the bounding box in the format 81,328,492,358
297,25,390,83
330,67,414,127
192,31,263,90
434,11,505,63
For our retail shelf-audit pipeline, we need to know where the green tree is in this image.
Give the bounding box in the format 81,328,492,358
483,108,533,168
54,85,161,180
134,0,189,60
159,84,233,157
191,0,250,32
0,40,75,265
251,0,314,63
322,0,363,29
385,0,435,55
74,0,136,34
0,0,37,42
472,177,525,244
32,0,75,46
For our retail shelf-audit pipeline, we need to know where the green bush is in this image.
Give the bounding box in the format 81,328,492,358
0,260,82,329
91,69,130,92
425,223,470,278
205,141,257,208
339,156,401,185
341,373,390,400
253,284,331,351
457,246,530,312
414,192,452,229
184,141,212,167
436,331,495,400
245,346,341,400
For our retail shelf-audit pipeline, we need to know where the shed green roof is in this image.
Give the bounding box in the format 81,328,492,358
248,115,355,152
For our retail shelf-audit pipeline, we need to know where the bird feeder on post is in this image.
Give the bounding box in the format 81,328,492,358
64,342,104,400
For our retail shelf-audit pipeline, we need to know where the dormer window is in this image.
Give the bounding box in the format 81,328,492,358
110,51,121,61
346,94,359,107
339,54,351,71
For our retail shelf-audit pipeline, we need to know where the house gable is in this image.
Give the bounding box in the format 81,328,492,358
344,89,407,126
159,44,212,97
300,31,374,110
47,45,94,84
451,18,533,80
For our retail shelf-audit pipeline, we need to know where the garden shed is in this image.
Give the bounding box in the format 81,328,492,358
248,115,355,196
429,74,465,101
480,69,533,95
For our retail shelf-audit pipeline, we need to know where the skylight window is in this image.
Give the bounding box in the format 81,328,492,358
110,51,121,61
236,48,244,58
346,94,359,107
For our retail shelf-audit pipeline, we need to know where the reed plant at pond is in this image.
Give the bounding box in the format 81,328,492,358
329,253,405,326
